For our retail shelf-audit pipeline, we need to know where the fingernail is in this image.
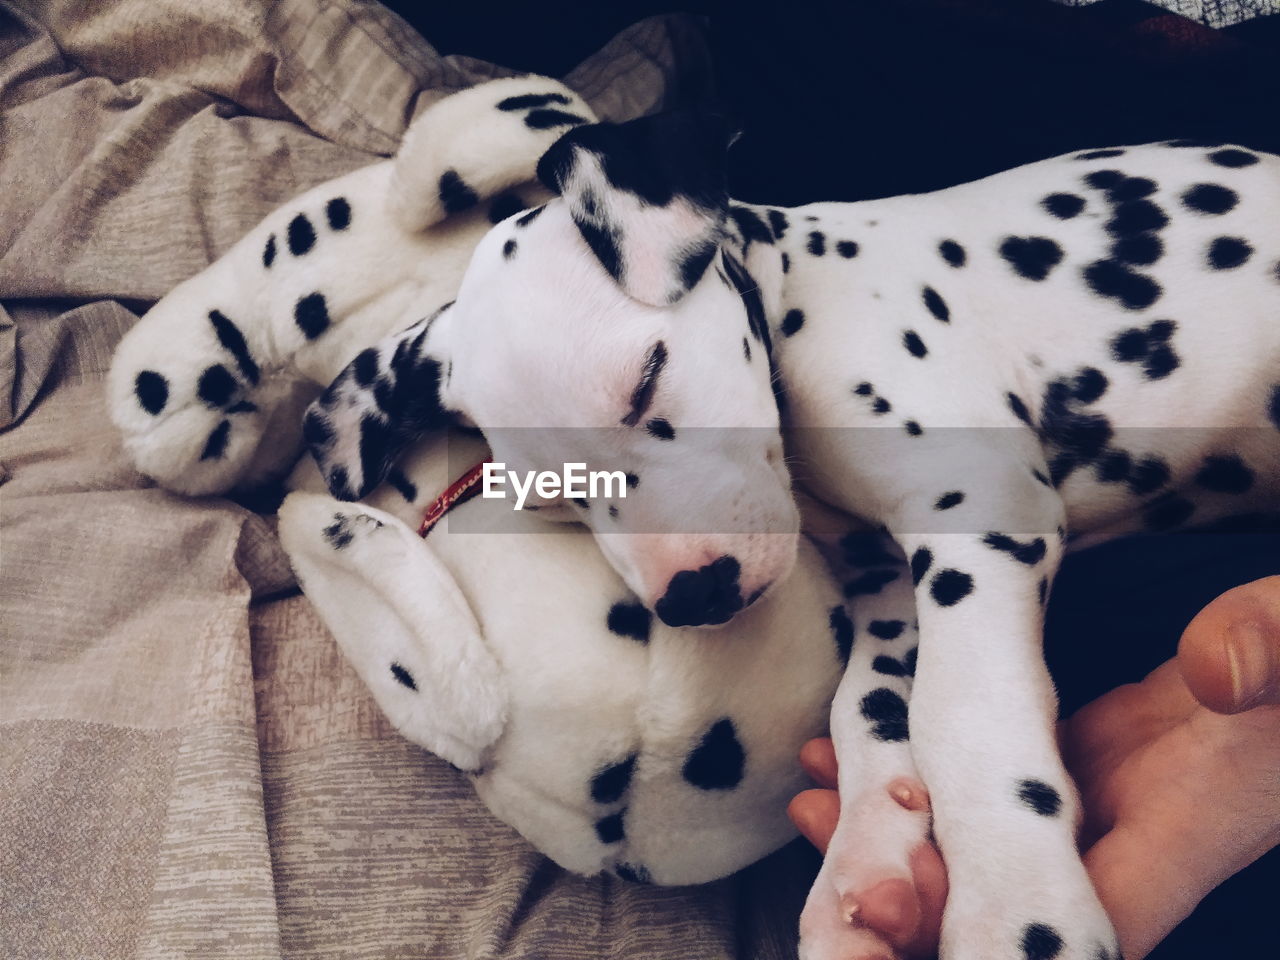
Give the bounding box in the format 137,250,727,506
1226,620,1270,711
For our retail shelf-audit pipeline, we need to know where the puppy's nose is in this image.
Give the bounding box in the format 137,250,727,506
655,555,743,627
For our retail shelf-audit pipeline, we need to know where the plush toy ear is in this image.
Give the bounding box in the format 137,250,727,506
304,305,456,501
391,75,596,232
536,111,732,307
277,493,509,772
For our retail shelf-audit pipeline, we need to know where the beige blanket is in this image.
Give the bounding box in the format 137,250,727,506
0,3,815,957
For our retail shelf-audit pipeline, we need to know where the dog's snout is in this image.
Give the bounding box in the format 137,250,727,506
655,555,744,627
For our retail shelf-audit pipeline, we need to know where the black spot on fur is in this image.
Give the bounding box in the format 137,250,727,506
807,231,826,256
199,420,231,460
1207,236,1252,270
905,420,923,436
721,251,772,355
874,648,917,677
836,240,858,258
935,491,965,511
830,606,854,667
524,108,589,130
502,238,518,260
1021,922,1064,960
614,863,651,884
438,169,479,214
1196,454,1254,494
607,601,651,644
676,239,717,294
287,214,316,256
497,92,572,111
302,408,332,447
383,467,417,503
210,310,260,386
263,234,276,268
591,754,637,804
1084,169,1124,190
1181,183,1237,215
840,533,899,568
1128,455,1171,495
390,662,416,690
1073,367,1108,404
352,348,379,387
595,812,625,844
1038,577,1049,606
1111,233,1163,266
571,497,589,510
197,364,237,408
922,286,950,322
488,193,526,224
626,472,639,489
742,336,751,362
868,619,905,640
939,239,967,265
845,568,900,597
682,718,745,790
1106,199,1168,238
1209,148,1257,167
294,292,330,339
983,532,1047,565
1042,193,1085,219
781,308,805,337
646,418,675,441
1111,320,1179,380
781,252,790,273
1077,148,1125,160
1145,494,1196,531
768,208,789,240
1000,236,1063,281
575,216,623,282
326,197,351,231
910,547,932,586
854,382,873,396
1017,779,1063,817
1083,258,1161,310
1008,392,1033,426
1106,177,1157,203
902,330,928,358
872,397,891,414
323,515,354,550
135,371,168,415
930,569,974,606
861,688,909,742
515,205,545,228
729,206,772,246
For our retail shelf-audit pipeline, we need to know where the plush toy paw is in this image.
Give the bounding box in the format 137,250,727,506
108,74,593,495
278,492,510,772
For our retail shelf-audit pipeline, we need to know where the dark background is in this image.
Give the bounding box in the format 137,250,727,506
383,1,1278,956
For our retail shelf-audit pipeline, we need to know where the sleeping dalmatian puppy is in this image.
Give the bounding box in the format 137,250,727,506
105,76,923,901
305,109,1280,960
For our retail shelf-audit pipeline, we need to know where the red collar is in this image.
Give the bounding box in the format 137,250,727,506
418,460,491,537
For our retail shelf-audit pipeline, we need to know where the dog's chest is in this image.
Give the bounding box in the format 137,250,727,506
748,142,1280,533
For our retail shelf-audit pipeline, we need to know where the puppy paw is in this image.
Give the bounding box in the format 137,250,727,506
799,778,935,960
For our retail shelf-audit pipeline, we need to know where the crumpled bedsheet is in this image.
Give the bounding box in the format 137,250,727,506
0,3,817,957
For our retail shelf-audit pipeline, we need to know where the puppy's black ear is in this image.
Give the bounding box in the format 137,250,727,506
305,306,454,501
536,111,732,307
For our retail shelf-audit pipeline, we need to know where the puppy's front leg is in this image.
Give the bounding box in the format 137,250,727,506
800,534,933,959
889,468,1120,960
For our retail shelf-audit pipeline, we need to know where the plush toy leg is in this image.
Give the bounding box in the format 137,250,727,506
277,492,509,772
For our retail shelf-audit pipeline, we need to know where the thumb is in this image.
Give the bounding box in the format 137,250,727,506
1178,576,1280,714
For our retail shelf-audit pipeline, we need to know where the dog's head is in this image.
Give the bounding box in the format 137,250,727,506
308,111,797,626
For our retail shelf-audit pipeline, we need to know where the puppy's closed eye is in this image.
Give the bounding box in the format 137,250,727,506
621,340,668,426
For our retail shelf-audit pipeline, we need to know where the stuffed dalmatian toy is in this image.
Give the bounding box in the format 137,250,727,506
298,106,1280,960
107,76,919,890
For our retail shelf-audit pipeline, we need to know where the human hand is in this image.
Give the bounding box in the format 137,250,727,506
788,576,1280,959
